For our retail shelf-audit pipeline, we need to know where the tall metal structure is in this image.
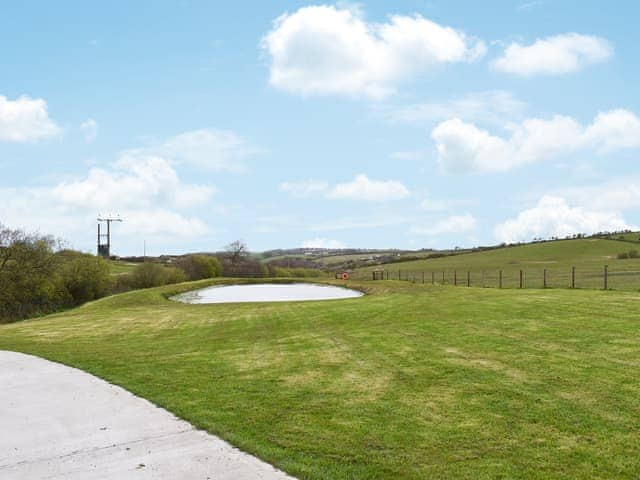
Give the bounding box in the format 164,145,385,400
97,215,123,258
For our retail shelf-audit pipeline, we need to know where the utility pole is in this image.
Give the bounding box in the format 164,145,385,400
97,215,123,258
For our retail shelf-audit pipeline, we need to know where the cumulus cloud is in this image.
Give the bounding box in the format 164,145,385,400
0,95,61,142
492,33,612,76
127,128,255,172
0,150,216,249
262,5,485,98
411,214,477,236
494,195,635,243
301,237,346,249
432,109,640,173
80,118,98,143
53,155,214,210
326,174,410,201
279,180,328,197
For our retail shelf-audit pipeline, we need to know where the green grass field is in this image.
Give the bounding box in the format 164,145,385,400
1,278,639,478
357,238,640,290
107,259,139,275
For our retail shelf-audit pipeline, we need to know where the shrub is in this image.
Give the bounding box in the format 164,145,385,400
629,249,639,259
129,263,186,289
56,251,111,306
618,252,629,259
175,255,221,280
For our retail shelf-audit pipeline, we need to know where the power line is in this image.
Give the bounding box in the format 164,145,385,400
97,215,123,258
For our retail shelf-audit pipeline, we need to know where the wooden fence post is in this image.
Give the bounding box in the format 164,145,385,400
571,266,575,289
454,270,457,286
499,270,503,289
467,271,471,287
604,265,608,290
432,271,435,285
543,269,547,289
422,272,425,284
519,270,523,289
398,269,401,281
442,271,445,284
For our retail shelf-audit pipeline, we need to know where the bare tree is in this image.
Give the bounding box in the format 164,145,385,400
225,240,248,264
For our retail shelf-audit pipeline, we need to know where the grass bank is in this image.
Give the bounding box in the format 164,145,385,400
356,238,640,290
1,278,639,478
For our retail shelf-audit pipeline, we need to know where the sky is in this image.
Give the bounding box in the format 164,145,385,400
2,0,640,255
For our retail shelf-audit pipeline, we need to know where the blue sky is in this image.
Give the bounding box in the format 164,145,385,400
2,1,640,255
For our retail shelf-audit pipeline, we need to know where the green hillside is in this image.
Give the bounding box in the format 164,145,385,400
356,238,640,290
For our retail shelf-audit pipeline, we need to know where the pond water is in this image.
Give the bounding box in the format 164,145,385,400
171,283,363,304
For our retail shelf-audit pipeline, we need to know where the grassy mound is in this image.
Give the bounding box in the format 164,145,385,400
1,279,639,478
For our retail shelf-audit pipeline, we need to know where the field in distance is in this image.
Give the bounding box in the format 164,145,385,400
355,237,640,290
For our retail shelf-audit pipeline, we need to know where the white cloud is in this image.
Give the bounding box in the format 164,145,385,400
262,5,485,98
327,174,410,201
80,118,98,143
0,95,61,142
492,33,612,76
494,195,635,243
411,214,477,236
127,128,255,172
383,90,526,125
0,152,216,247
432,109,640,173
53,155,214,210
279,180,328,197
301,237,346,249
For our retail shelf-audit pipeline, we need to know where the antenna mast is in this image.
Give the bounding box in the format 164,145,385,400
97,215,123,258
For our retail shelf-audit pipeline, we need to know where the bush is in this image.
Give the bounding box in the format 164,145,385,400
129,263,186,289
174,255,221,280
56,251,112,306
617,250,639,260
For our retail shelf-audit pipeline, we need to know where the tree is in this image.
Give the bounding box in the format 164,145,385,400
225,240,248,264
0,224,62,322
175,255,221,280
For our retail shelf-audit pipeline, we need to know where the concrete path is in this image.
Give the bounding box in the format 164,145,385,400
0,351,294,479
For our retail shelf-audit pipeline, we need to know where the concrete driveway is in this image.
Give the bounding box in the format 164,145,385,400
0,351,294,479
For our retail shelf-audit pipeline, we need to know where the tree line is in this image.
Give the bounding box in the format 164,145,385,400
0,228,324,324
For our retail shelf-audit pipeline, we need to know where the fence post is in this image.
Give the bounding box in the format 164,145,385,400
432,271,435,285
571,266,575,289
481,271,485,288
454,270,457,286
519,270,523,289
604,265,608,290
467,271,471,287
398,269,401,281
442,271,445,284
422,272,425,284
543,269,547,289
499,270,503,289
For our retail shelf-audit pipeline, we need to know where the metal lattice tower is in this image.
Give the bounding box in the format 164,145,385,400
97,215,123,258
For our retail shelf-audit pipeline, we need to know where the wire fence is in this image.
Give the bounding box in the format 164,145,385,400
361,265,640,291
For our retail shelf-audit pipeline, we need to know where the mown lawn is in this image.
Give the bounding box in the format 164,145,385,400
1,279,639,479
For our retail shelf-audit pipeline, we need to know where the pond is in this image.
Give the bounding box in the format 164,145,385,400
171,283,364,304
